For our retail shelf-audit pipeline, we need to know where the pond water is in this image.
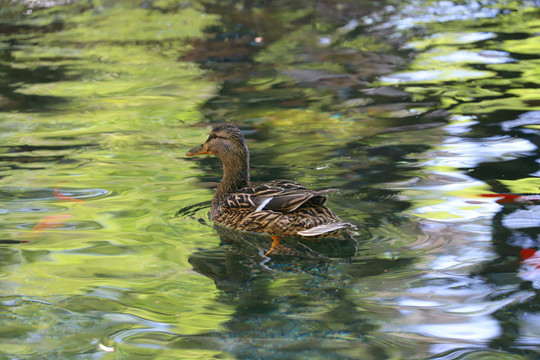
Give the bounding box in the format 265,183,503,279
1,0,540,359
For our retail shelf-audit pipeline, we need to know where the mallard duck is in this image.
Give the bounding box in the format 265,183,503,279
186,124,356,255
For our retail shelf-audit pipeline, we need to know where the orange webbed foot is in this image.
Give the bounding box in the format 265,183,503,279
264,235,281,257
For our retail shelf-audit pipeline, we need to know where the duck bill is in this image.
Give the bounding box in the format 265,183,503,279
186,143,210,156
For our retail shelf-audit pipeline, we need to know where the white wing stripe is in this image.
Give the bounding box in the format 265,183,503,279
298,222,348,236
255,197,273,212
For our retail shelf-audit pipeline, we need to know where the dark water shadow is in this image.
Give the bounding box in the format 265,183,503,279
0,3,94,112
0,37,77,112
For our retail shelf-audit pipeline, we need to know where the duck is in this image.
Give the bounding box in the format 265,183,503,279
186,123,356,255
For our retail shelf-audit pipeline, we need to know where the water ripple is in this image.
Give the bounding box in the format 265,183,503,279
0,186,109,203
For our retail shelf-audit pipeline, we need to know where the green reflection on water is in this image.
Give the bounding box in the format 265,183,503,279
1,2,232,358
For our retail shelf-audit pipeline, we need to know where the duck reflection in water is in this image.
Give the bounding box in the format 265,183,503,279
186,123,358,256
189,223,362,292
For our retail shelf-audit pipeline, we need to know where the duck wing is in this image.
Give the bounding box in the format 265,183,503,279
223,180,337,214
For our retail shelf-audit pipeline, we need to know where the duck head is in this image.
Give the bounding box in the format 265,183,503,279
186,124,248,160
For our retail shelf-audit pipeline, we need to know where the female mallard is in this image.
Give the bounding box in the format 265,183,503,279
186,124,355,255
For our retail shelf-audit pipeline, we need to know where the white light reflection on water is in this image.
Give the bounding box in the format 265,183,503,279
412,317,501,341
382,268,534,351
503,206,540,229
414,196,500,222
501,110,540,131
408,132,537,221
455,32,497,44
432,136,537,167
384,270,535,350
405,170,499,222
444,115,478,136
406,32,497,50
381,0,500,31
380,69,491,84
432,50,514,64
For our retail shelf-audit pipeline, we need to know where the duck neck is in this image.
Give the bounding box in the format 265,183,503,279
213,148,251,210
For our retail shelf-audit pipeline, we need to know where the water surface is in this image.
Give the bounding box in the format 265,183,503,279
1,0,540,359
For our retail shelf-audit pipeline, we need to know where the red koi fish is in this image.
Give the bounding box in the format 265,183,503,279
479,193,540,204
520,248,538,263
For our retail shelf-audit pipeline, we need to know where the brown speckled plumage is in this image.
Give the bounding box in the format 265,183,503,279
186,124,356,238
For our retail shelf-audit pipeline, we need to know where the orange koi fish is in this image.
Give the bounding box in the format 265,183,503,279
23,214,73,242
53,182,86,203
